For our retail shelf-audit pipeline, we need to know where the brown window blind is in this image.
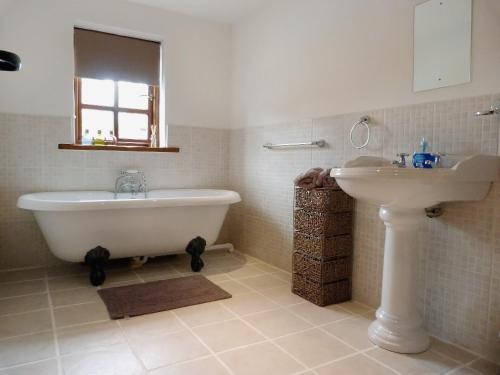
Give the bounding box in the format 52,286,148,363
74,28,160,85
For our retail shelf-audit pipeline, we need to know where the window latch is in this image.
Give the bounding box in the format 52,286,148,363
139,94,155,101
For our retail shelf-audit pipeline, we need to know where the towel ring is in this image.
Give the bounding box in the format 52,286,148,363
349,116,370,149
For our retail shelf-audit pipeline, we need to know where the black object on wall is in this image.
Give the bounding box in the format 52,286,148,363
0,50,21,71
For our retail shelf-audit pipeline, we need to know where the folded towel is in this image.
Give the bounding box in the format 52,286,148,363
316,168,337,188
294,168,323,189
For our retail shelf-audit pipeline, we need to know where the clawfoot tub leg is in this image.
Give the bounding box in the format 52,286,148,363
185,236,206,272
84,246,110,286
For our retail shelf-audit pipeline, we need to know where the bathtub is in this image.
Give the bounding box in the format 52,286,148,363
17,189,241,263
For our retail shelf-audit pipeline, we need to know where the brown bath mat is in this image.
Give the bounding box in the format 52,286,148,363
98,275,232,319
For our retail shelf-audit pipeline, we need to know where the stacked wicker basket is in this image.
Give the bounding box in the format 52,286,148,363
292,185,354,306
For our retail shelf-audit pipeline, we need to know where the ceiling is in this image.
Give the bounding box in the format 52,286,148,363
125,0,269,24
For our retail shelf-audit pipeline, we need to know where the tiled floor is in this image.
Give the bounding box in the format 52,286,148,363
0,251,498,375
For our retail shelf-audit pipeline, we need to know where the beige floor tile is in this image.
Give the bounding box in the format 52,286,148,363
57,320,125,355
175,301,235,327
48,275,89,291
468,358,500,375
0,309,52,339
252,262,281,273
207,256,245,269
224,265,266,279
119,310,184,339
0,358,58,375
61,343,144,375
50,286,100,307
186,267,228,278
172,263,197,274
243,308,312,338
366,347,460,374
259,286,304,306
288,302,353,325
134,263,178,277
316,353,396,375
238,274,288,291
104,269,140,284
0,332,56,368
0,268,45,283
193,319,264,352
53,301,109,328
275,328,355,367
46,263,88,277
103,279,144,288
222,292,278,316
140,273,183,282
270,270,292,283
149,357,230,375
0,293,49,315
323,315,374,350
130,330,209,370
137,270,182,282
0,280,46,299
429,338,478,365
205,273,231,283
230,251,259,264
214,280,252,295
337,301,374,315
218,342,305,375
449,368,482,375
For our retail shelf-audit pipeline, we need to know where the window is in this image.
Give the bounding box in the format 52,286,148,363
75,78,159,145
74,28,160,146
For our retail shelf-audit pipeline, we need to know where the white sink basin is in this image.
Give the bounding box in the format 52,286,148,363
332,155,499,209
331,154,499,354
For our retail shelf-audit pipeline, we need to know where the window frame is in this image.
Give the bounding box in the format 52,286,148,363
74,77,160,146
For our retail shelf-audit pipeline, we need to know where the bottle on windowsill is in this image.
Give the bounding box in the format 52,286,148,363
92,130,105,145
105,130,117,145
82,129,92,145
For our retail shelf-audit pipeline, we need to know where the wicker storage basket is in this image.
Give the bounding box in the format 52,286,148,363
295,187,353,213
292,252,351,284
294,209,352,237
292,273,351,306
294,232,352,259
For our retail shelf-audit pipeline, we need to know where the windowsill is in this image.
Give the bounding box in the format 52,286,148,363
58,144,180,152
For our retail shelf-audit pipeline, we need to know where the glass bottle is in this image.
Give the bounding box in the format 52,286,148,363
82,129,92,145
93,130,105,145
108,130,117,145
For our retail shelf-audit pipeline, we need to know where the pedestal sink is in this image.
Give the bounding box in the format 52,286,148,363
331,155,499,354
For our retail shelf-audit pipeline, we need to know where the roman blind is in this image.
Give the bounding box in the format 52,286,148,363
74,28,160,86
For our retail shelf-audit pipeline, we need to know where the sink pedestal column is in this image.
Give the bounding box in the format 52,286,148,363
368,207,430,354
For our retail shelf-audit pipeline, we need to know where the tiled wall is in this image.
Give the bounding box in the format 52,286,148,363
0,113,230,270
227,93,500,361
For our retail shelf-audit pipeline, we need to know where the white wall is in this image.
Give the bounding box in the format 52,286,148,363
0,0,12,18
232,0,500,127
0,0,232,129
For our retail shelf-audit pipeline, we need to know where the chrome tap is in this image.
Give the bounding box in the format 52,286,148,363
392,153,409,168
114,170,147,198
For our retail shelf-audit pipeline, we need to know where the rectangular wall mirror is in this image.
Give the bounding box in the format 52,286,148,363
413,0,472,92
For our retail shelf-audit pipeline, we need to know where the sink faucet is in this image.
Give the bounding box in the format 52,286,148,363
392,153,409,168
114,170,147,198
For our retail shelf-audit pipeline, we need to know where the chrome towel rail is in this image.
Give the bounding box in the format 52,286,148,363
263,140,326,149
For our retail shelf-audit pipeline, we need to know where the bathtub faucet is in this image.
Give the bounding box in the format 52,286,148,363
114,170,147,198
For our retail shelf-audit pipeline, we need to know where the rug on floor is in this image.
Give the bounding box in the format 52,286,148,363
98,275,232,319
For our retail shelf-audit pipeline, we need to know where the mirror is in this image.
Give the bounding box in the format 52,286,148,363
413,0,472,92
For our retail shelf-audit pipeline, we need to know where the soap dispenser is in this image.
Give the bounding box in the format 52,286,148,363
413,137,436,169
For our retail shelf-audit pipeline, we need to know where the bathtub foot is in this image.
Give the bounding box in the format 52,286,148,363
186,236,206,272
84,246,110,286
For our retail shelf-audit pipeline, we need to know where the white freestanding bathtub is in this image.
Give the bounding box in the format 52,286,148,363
17,189,241,263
